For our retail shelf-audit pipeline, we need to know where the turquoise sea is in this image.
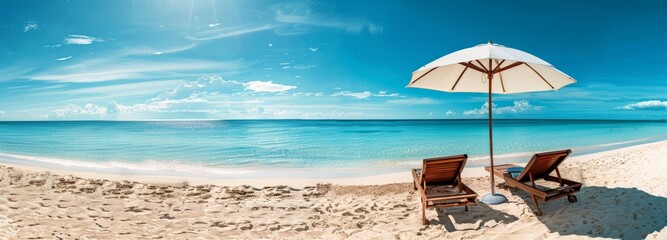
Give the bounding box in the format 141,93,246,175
0,120,666,178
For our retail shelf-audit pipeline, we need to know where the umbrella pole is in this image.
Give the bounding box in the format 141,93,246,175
488,72,495,196
480,69,506,205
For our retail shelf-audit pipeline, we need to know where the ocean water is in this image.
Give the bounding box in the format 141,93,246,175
0,120,666,178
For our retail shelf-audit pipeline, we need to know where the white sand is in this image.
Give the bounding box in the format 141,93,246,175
0,141,666,239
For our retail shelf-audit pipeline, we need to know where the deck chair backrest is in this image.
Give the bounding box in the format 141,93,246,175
421,154,467,186
516,149,572,182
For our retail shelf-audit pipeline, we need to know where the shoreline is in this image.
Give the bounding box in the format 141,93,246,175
1,140,665,187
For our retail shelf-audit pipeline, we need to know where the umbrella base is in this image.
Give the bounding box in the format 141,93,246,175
480,193,507,205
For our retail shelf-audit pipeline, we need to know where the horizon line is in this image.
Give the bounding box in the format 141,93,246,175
0,118,665,122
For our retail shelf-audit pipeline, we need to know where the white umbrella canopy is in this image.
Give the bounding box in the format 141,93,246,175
409,42,576,94
407,41,576,205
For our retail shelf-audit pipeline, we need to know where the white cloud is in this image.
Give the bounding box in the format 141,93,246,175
246,107,299,116
309,47,318,52
614,100,667,111
108,93,209,114
373,91,399,97
42,76,246,116
63,35,104,45
99,75,296,114
55,56,72,61
109,101,167,113
332,91,372,99
446,110,456,116
331,91,401,100
50,103,108,118
153,75,242,100
244,81,296,93
169,109,224,113
153,95,208,104
23,21,38,32
292,92,324,97
37,74,397,119
246,107,366,119
0,111,5,115
386,98,439,105
208,23,221,28
463,100,541,115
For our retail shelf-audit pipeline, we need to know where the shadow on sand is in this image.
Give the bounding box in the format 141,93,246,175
428,204,519,232
509,186,667,239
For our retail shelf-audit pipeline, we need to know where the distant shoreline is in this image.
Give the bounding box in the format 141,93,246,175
0,140,664,187
1,118,666,122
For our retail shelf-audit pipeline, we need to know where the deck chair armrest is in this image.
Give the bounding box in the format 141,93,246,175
427,193,477,202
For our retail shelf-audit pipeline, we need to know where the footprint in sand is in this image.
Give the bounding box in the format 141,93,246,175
392,204,408,209
311,221,327,228
268,224,281,231
79,186,97,193
354,207,369,214
239,222,253,230
210,221,229,228
294,223,309,231
125,206,152,213
312,207,325,214
28,178,46,186
192,221,208,227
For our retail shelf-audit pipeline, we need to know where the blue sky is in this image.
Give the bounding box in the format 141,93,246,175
1,0,666,120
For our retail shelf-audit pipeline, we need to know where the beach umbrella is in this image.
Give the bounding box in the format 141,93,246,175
407,41,576,204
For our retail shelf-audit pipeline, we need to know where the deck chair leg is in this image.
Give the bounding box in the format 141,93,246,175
421,204,427,224
464,205,469,211
530,194,543,216
420,197,427,225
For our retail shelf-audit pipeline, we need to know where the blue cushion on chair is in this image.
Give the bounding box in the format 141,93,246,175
507,167,524,179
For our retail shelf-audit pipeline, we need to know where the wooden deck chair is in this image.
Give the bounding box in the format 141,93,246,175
412,154,477,224
486,149,582,216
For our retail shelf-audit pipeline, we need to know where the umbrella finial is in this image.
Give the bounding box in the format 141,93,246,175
488,39,493,45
